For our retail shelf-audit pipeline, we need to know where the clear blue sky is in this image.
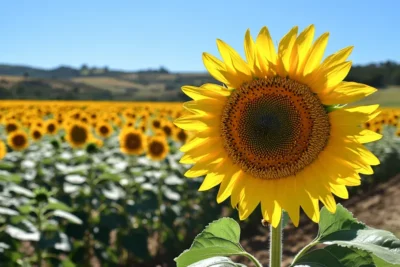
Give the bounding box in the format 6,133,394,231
1,0,399,72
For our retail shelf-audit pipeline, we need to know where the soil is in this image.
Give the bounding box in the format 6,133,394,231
238,174,400,267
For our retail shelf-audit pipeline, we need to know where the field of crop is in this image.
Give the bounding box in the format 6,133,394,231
0,100,399,266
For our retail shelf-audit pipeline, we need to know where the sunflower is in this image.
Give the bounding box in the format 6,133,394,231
175,128,188,143
8,130,29,151
151,118,162,131
30,127,43,142
45,119,58,135
119,128,146,155
161,121,174,138
147,136,169,161
174,25,381,227
65,122,91,149
0,140,6,160
4,119,20,134
96,121,113,138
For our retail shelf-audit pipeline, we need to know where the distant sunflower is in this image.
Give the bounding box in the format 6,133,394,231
119,128,146,155
175,129,188,143
0,140,6,160
161,121,174,138
30,127,43,142
65,122,91,149
4,119,20,134
147,136,169,161
96,121,113,138
45,119,58,135
174,25,381,227
151,118,162,131
8,130,29,151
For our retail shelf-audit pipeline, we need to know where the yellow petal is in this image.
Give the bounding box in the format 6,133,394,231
199,172,224,191
308,61,352,93
181,84,230,101
303,32,330,76
319,82,377,105
202,53,230,84
278,178,300,227
295,24,315,75
216,39,252,77
354,130,383,143
329,183,349,199
256,26,277,65
277,26,298,76
216,166,242,203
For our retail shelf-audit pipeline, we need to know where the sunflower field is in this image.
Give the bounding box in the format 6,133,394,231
0,100,399,267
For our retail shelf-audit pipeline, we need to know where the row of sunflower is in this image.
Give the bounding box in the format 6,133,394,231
363,107,400,136
0,101,191,161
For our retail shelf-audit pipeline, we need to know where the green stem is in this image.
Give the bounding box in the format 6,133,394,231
245,252,263,267
36,206,43,267
269,214,283,267
291,239,318,265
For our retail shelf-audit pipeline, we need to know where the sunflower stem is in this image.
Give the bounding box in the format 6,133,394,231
291,239,318,265
269,214,283,267
244,252,263,267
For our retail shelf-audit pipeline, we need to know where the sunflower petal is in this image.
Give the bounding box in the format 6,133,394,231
303,32,330,76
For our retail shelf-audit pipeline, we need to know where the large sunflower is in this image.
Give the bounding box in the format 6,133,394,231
174,25,381,227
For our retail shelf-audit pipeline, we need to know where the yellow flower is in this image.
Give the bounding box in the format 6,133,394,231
119,128,146,155
0,140,6,160
4,119,20,134
96,121,113,138
45,119,58,135
174,25,382,227
65,122,91,149
30,127,43,142
146,136,169,161
8,130,29,151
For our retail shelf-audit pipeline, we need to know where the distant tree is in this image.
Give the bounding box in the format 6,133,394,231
73,87,80,94
23,72,29,79
159,66,169,73
80,64,90,76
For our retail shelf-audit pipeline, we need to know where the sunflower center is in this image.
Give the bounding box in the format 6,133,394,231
99,126,109,135
47,124,56,133
149,141,165,156
33,130,42,139
125,133,142,150
70,126,88,144
6,124,17,133
220,76,330,180
12,134,27,147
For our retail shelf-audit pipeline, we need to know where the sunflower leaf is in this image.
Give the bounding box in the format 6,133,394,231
315,204,400,265
292,248,344,267
317,204,365,241
187,256,246,267
174,218,250,267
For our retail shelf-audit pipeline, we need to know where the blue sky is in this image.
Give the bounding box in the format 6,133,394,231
1,0,398,72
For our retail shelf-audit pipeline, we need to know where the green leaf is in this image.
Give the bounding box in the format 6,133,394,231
293,249,344,267
46,202,73,212
317,204,365,241
326,229,400,265
0,162,15,171
324,245,375,267
17,205,33,214
372,255,400,267
0,173,21,183
94,173,121,185
187,256,246,267
52,210,82,224
175,218,248,267
316,204,400,265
